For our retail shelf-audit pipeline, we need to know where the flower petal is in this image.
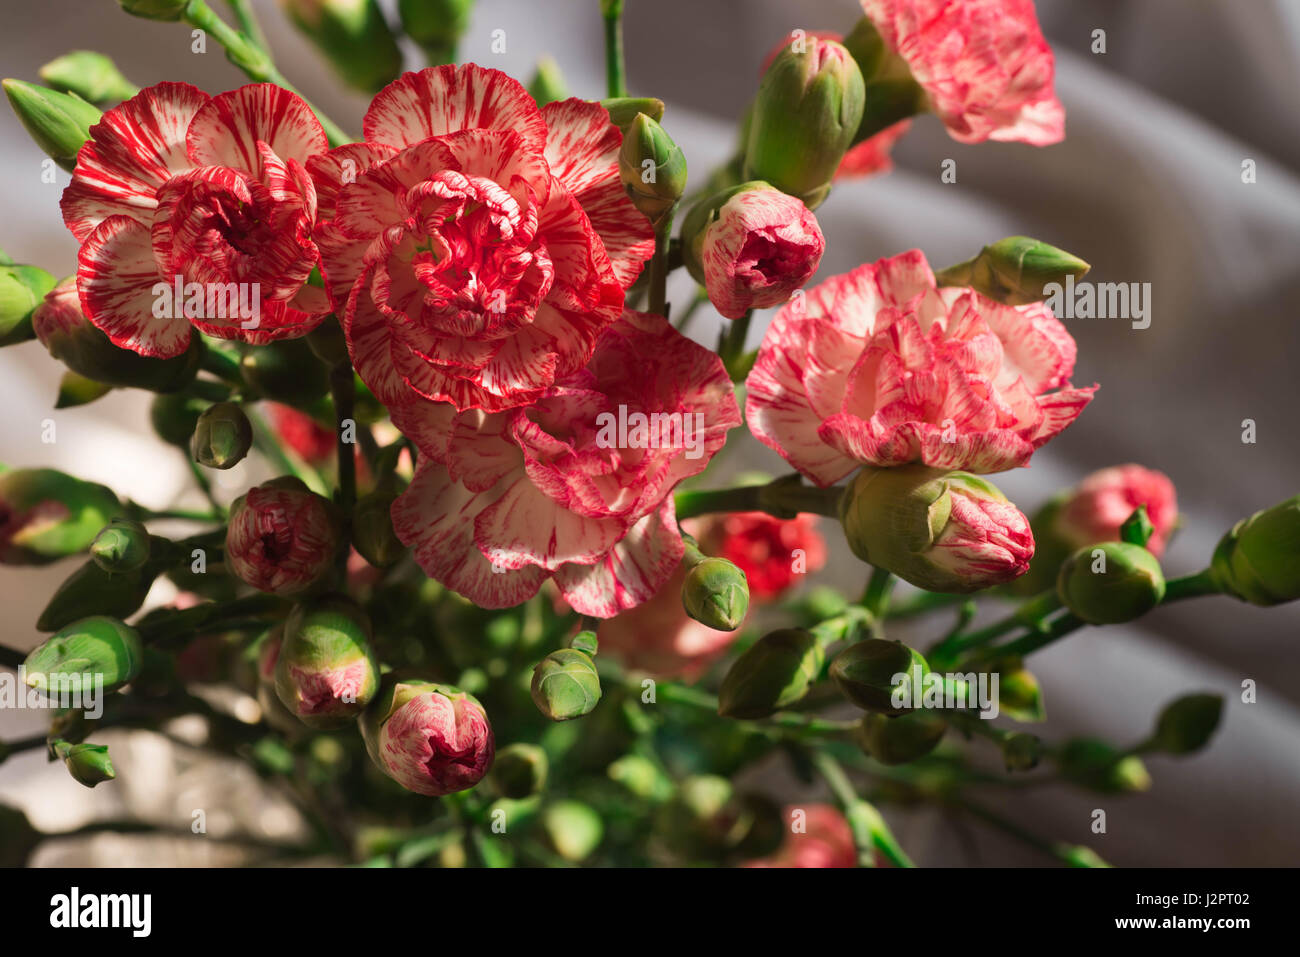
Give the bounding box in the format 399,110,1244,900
186,83,327,171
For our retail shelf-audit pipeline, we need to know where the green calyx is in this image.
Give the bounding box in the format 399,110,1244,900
192,401,253,470
90,518,151,573
274,597,380,729
857,710,947,765
619,113,687,226
0,467,125,565
830,638,929,715
0,263,56,345
24,615,143,695
1210,494,1300,606
718,628,823,719
935,236,1091,306
3,79,102,172
39,51,138,105
1056,541,1165,624
681,554,749,631
530,648,601,721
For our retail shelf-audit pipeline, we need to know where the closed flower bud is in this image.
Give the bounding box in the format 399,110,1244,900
619,113,687,226
1210,494,1300,606
90,518,150,573
191,401,253,470
352,490,405,568
226,480,341,596
398,0,473,65
2,79,101,172
744,38,865,209
37,555,163,632
149,393,207,447
239,337,331,404
680,181,824,320
600,96,665,129
33,279,201,391
857,710,946,765
542,799,604,862
1151,693,1223,755
996,662,1045,723
39,51,138,105
839,465,1034,593
1002,731,1042,772
24,616,143,695
1057,541,1165,624
527,56,567,107
935,237,1091,306
492,742,548,799
0,262,55,346
718,628,823,719
1057,738,1151,793
283,0,401,93
830,638,929,715
360,674,495,796
681,555,750,631
117,0,188,20
54,740,115,788
530,648,601,721
0,466,124,565
274,597,379,728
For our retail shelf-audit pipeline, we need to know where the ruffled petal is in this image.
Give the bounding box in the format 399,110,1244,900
186,83,327,171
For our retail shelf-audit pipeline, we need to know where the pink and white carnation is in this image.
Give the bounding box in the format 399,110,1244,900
391,310,740,617
1056,464,1179,557
746,249,1094,483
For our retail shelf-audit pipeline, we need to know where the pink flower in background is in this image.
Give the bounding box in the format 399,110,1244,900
310,64,654,414
746,249,1094,483
391,310,740,617
695,511,827,600
61,82,330,356
836,120,911,179
859,0,1064,145
1055,464,1179,556
268,403,336,465
225,481,340,596
744,804,858,868
698,184,824,319
362,679,494,796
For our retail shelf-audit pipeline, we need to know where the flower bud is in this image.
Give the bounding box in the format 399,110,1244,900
0,262,55,346
491,742,548,799
935,237,1091,306
857,710,946,765
996,661,1045,723
2,79,101,172
274,597,379,729
252,626,308,736
1210,494,1300,606
839,465,1034,593
718,628,823,719
0,466,124,565
57,371,112,409
530,648,601,721
149,393,208,447
681,555,749,631
1057,738,1150,793
619,113,687,227
360,674,495,796
283,0,403,94
542,799,604,862
840,17,927,142
527,56,567,107
743,38,865,209
191,401,253,470
607,753,673,801
39,51,138,105
226,480,341,596
352,490,405,568
1151,693,1223,755
398,0,473,65
1056,541,1165,624
680,181,824,320
54,740,115,788
117,0,188,20
830,638,929,715
90,518,150,573
33,279,201,391
1002,731,1042,772
24,616,143,695
238,337,331,404
600,96,665,129
37,555,163,632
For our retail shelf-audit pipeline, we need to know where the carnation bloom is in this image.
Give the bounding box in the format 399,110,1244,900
746,249,1095,482
268,402,336,464
1055,464,1178,557
61,82,331,356
694,512,827,600
310,64,655,413
859,0,1065,145
391,310,740,617
597,561,740,681
744,804,858,868
225,480,340,595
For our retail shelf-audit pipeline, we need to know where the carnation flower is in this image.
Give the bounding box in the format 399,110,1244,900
225,479,341,596
743,804,858,868
1055,464,1178,557
694,512,827,600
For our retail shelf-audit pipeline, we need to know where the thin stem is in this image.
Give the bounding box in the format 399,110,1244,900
860,566,894,618
674,477,843,521
225,0,269,55
331,360,358,515
129,502,222,523
810,750,915,868
886,591,967,619
959,799,1109,867
601,0,627,98
929,591,1061,663
648,216,672,317
198,341,242,384
718,310,753,381
674,287,709,333
645,679,856,736
0,733,47,758
978,612,1086,661
1164,567,1220,601
246,406,329,495
186,454,225,516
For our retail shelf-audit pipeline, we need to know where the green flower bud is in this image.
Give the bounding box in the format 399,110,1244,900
542,799,603,862
600,96,665,129
681,556,749,631
1002,731,1043,772
24,616,143,695
743,38,865,209
718,628,823,719
275,597,380,729
1210,494,1300,606
239,337,330,404
39,51,138,105
352,490,405,568
149,393,208,447
90,518,150,573
839,465,1034,593
1057,738,1151,793
56,371,112,409
857,710,947,765
117,0,188,20
0,263,55,345
491,743,548,799
54,740,115,788
0,804,40,867
398,0,473,65
996,661,1045,723
283,0,403,94
530,648,601,721
0,467,124,565
1151,693,1223,755
619,113,687,226
607,753,673,801
1057,541,1165,624
2,79,102,172
934,237,1092,306
37,550,165,632
528,56,567,107
841,16,927,142
191,401,252,470
830,638,929,715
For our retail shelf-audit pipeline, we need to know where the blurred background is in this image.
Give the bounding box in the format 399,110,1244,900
1,0,1297,865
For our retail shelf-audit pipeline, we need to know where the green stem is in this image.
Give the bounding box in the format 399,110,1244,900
186,454,225,516
198,340,243,384
646,679,856,736
810,750,915,868
136,594,286,645
860,566,894,618
331,360,358,514
959,799,1109,867
601,0,627,98
1164,567,1220,601
648,215,672,317
0,733,47,758
247,406,329,495
886,590,967,619
978,612,1086,661
718,310,753,382
225,0,269,55
674,287,709,333
674,477,843,521
929,591,1061,663
182,0,351,147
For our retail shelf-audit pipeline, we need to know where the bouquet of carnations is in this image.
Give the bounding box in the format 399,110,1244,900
0,0,1295,869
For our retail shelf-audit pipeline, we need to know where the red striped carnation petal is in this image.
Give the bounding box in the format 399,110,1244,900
306,142,399,222
185,83,328,172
